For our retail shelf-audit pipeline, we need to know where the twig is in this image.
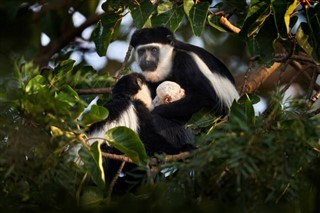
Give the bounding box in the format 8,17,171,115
306,67,318,101
101,152,134,164
107,161,126,200
101,151,192,166
310,90,320,103
146,164,155,186
240,56,259,96
113,45,134,80
219,16,240,34
75,87,112,95
163,151,191,162
280,62,307,94
274,53,317,64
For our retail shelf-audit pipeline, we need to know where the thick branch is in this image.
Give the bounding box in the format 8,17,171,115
240,62,282,94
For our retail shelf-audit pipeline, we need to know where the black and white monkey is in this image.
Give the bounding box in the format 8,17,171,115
88,72,194,156
87,73,194,192
130,26,239,123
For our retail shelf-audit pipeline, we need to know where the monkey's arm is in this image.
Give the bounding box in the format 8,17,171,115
151,94,207,123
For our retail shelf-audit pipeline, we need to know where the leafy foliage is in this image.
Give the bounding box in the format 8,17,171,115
1,0,320,212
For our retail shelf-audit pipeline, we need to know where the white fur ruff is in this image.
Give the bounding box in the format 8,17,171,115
87,104,140,145
136,43,174,82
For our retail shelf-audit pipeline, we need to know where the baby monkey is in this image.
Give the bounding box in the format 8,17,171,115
153,81,185,107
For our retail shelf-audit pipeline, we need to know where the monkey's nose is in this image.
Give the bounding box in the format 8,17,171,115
140,61,157,71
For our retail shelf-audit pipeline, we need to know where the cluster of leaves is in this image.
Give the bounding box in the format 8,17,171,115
1,0,320,212
164,94,320,211
238,0,320,65
0,59,115,211
1,61,320,212
90,0,320,67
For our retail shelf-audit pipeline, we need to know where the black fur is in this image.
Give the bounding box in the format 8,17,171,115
89,73,192,155
88,73,194,192
130,27,239,123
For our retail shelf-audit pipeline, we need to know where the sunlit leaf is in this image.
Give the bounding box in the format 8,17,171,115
271,0,298,39
284,0,298,34
239,0,271,38
81,105,109,127
157,1,173,14
25,75,47,94
79,142,105,189
296,16,320,65
106,126,148,165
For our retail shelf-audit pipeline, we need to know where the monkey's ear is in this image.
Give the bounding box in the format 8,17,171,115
136,78,143,88
164,95,172,104
167,35,175,46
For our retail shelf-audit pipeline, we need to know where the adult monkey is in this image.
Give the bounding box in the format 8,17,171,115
130,26,239,123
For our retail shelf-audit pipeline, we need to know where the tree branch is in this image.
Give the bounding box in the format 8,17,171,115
240,62,282,94
219,16,240,33
101,151,191,165
75,88,112,95
107,161,126,200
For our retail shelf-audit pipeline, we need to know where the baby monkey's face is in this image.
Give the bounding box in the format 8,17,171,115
156,81,185,104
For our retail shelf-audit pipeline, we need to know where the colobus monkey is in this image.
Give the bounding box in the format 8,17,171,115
130,27,239,123
88,73,193,155
88,73,194,192
152,81,185,107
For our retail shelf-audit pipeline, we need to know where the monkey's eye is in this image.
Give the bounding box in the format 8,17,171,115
137,49,144,55
151,47,158,53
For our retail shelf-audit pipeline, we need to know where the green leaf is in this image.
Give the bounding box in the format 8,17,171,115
296,5,320,64
187,108,219,129
229,94,257,130
79,186,104,207
106,127,148,165
25,75,47,94
92,14,122,56
81,105,109,127
296,7,320,65
55,86,85,119
271,0,298,39
151,6,184,32
184,1,209,36
157,1,173,15
129,0,155,29
247,17,278,65
183,0,194,15
79,142,105,189
239,0,271,38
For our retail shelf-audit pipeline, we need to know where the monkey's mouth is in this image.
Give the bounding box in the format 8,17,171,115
139,62,157,72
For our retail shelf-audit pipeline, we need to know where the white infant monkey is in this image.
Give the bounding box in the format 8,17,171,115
152,81,185,107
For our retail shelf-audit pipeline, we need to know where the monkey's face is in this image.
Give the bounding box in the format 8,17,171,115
136,45,159,71
112,73,153,110
135,43,174,82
